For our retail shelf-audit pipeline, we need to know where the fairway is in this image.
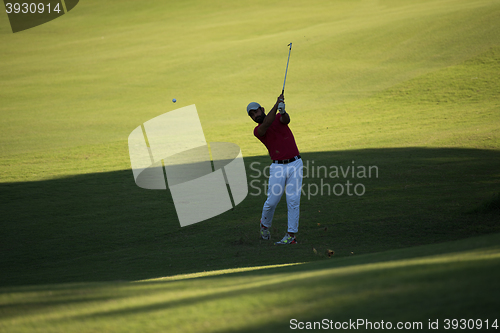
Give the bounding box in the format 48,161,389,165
1,0,499,332
1,234,499,332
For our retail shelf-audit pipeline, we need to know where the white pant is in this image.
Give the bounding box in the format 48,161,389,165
261,158,303,233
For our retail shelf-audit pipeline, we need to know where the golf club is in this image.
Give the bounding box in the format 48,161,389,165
282,43,292,95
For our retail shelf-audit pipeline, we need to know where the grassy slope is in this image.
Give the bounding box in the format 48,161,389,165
0,0,499,331
1,234,499,333
0,0,499,173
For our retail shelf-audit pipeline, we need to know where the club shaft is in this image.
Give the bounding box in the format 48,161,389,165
282,43,292,94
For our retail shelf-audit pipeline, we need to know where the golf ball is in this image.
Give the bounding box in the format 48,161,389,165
172,98,177,103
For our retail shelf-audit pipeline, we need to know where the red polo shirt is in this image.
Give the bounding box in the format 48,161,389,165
254,114,300,161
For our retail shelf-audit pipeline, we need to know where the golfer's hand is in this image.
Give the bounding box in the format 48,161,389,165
275,94,285,113
277,94,284,103
278,102,286,114
275,94,284,109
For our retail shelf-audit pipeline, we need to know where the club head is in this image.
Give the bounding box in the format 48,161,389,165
288,43,292,49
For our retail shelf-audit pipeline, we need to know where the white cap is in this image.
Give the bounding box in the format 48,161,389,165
246,102,261,115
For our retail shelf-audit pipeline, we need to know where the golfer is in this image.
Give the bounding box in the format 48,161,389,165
247,94,303,245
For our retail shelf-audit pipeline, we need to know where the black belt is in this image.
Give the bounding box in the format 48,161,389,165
273,155,301,164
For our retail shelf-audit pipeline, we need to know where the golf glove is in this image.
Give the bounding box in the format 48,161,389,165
278,102,286,114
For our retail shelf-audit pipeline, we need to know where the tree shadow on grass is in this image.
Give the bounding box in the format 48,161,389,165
0,147,499,287
6,234,500,333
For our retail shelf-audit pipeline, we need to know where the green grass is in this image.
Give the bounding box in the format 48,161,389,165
1,234,499,332
1,0,499,162
1,0,499,331
471,192,500,213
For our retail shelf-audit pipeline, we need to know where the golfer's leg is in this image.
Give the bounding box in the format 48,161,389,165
285,159,303,234
261,164,286,228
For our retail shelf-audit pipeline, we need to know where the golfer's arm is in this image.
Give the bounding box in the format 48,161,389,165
257,103,279,137
280,112,290,124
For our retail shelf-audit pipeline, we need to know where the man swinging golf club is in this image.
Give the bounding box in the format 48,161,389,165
246,43,303,245
247,94,303,245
